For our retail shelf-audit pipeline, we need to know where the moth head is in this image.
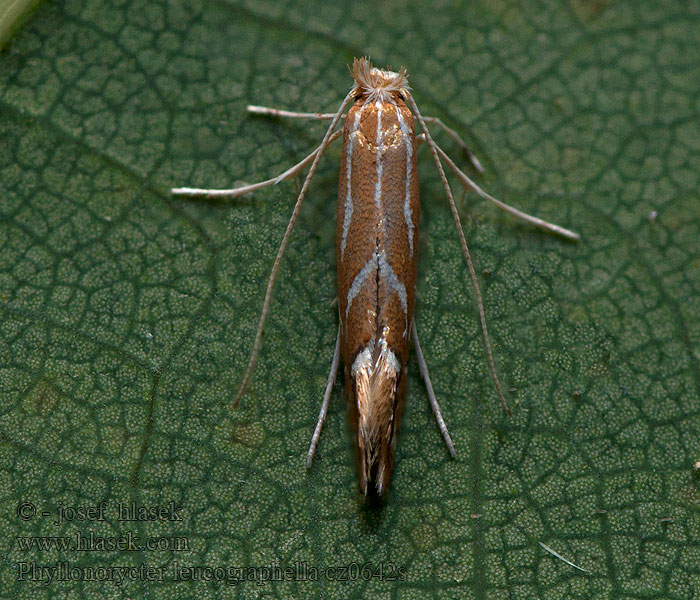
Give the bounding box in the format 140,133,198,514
351,57,410,103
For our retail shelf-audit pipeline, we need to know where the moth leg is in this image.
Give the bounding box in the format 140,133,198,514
409,96,512,417
171,129,342,198
412,322,456,457
307,325,342,468
173,89,354,406
228,90,354,406
415,134,579,241
247,105,347,121
420,116,484,173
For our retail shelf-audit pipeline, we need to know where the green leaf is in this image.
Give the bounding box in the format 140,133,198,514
1,1,699,598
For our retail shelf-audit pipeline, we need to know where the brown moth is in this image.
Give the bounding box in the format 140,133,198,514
172,58,578,496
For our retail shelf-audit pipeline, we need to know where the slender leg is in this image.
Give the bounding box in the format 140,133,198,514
415,134,580,241
170,92,354,405
171,130,342,198
247,105,346,121
408,94,512,417
228,90,355,406
307,325,342,468
412,322,456,457
420,116,484,173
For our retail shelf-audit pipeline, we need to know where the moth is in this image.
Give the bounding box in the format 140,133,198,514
172,58,578,496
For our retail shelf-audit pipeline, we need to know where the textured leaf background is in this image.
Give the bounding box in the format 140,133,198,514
1,1,699,598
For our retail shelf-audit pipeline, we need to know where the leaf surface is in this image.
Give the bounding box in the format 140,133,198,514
1,1,699,598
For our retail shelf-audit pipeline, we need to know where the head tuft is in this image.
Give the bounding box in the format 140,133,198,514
351,57,409,103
